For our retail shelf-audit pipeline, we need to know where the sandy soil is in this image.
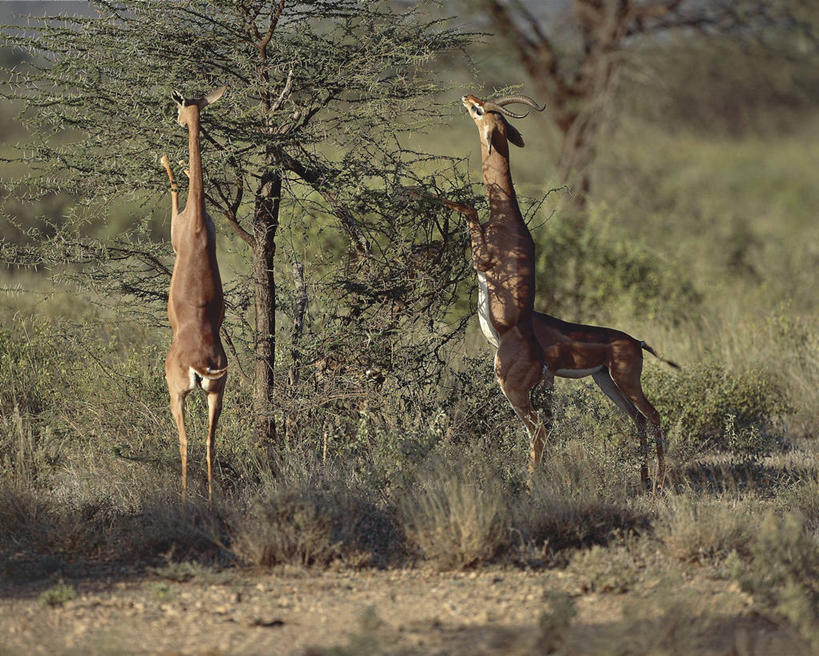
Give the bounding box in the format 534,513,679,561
0,566,806,655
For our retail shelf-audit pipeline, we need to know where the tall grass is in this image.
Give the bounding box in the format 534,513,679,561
398,458,508,569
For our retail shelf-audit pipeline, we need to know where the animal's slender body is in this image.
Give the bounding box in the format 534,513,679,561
446,92,674,485
536,312,674,486
461,93,549,477
441,192,675,486
162,86,227,504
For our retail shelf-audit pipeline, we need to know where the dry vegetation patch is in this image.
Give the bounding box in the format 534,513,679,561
657,492,757,564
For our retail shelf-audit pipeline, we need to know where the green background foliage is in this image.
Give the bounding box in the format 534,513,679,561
1,5,819,649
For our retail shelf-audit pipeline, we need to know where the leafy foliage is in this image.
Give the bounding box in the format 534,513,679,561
0,0,481,445
534,205,701,324
644,361,789,460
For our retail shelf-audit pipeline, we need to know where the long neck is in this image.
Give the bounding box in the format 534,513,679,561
480,137,521,225
187,108,204,215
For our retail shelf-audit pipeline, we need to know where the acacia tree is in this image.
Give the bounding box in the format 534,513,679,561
1,0,475,449
480,0,817,203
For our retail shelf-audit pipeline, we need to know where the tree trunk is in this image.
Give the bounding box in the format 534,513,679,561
252,168,281,450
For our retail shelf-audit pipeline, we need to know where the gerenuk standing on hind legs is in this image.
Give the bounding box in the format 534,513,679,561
161,86,228,506
460,93,550,483
457,93,672,490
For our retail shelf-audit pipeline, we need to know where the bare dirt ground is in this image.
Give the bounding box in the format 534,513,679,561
0,565,807,655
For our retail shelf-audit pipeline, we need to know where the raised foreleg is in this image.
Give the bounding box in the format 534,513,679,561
161,155,180,252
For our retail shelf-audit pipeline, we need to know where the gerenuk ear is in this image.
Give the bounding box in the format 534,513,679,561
202,86,227,107
506,121,525,148
172,89,185,106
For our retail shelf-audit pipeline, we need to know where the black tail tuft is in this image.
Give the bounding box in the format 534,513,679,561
640,341,680,369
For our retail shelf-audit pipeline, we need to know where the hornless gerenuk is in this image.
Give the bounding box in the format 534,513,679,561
162,85,228,505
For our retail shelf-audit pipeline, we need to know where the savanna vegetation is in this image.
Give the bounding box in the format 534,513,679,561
2,1,819,653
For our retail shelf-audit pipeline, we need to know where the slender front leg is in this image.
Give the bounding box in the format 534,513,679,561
467,222,495,272
437,199,495,271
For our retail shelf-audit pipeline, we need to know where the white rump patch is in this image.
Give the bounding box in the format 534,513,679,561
476,271,500,349
554,366,604,379
187,367,199,392
188,366,226,392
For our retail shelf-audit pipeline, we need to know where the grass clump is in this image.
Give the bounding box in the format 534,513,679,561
537,591,577,654
38,581,77,608
568,544,642,594
232,487,341,568
231,460,396,568
657,493,756,564
514,442,647,558
398,459,508,569
732,511,819,648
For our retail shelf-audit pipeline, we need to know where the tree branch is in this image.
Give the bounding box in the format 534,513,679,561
278,149,371,256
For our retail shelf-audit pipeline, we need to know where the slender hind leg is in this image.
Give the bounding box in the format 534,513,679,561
205,376,226,507
169,389,190,502
494,332,546,481
593,369,651,489
627,393,665,489
610,366,666,489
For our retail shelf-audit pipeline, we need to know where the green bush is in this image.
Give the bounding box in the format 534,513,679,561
535,206,701,324
38,581,77,608
644,362,789,460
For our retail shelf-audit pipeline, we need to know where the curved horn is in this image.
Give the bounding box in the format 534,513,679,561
482,101,528,119
491,95,546,112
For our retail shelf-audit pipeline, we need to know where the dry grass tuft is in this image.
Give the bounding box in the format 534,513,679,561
657,492,756,564
568,544,642,594
733,511,819,649
232,487,341,568
398,459,508,569
230,460,398,568
514,443,648,558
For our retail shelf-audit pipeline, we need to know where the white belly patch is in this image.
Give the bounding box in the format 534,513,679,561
554,366,604,379
476,271,500,349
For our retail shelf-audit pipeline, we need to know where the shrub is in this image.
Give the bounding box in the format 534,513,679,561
535,205,701,325
644,361,788,461
38,581,77,608
398,459,508,569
